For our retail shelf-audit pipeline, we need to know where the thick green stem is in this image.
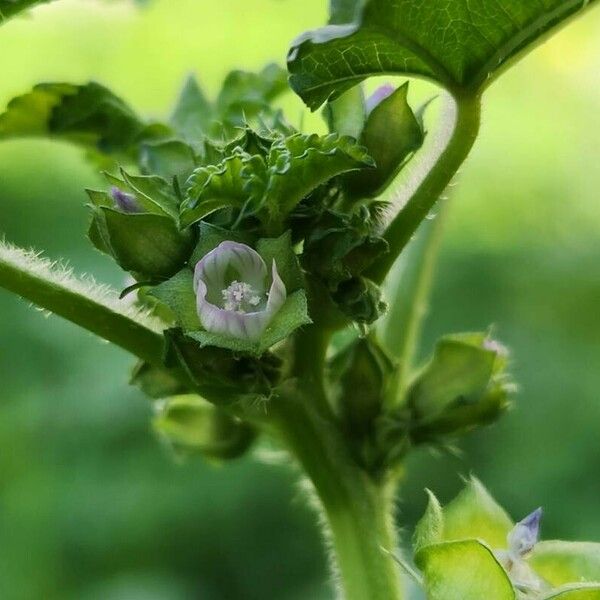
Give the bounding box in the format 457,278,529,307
368,91,481,284
272,393,403,600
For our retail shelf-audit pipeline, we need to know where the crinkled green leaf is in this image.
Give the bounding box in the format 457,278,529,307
170,75,212,141
153,394,255,460
149,268,199,331
416,539,515,600
542,583,600,599
413,489,444,555
288,0,599,109
264,132,374,226
0,0,54,22
351,82,424,196
92,207,194,281
442,477,513,549
531,542,600,587
188,290,311,356
180,150,266,227
0,82,168,161
140,139,198,181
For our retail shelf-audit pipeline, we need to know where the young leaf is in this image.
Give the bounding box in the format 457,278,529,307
531,541,600,587
0,239,166,366
416,539,516,600
288,0,599,109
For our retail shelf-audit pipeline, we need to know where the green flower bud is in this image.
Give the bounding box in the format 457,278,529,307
332,276,387,324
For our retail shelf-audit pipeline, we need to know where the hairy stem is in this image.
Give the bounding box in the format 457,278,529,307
368,91,481,284
272,392,403,600
0,241,166,366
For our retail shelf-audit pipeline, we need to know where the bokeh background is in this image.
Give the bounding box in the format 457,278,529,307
1,1,599,598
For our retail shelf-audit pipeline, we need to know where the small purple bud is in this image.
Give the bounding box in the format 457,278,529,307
111,186,141,213
366,84,395,115
508,507,543,558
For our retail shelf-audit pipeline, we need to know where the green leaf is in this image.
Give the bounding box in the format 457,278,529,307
351,82,424,196
416,539,515,600
118,169,180,217
153,394,255,460
0,82,167,161
217,63,288,120
93,207,195,280
288,0,599,109
188,290,311,356
542,583,600,599
413,489,444,554
140,139,198,181
264,132,374,226
255,231,304,292
0,239,166,366
442,477,513,549
531,542,600,587
180,150,266,228
0,0,54,22
170,75,213,140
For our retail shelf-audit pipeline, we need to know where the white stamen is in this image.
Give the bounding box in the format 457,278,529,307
221,280,264,313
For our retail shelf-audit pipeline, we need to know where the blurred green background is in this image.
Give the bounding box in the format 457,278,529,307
1,1,599,598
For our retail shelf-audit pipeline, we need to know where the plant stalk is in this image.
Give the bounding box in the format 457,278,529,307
368,91,481,284
272,393,403,600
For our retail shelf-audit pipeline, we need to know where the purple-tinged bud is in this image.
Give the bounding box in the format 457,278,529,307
508,507,543,559
365,84,395,115
193,241,286,341
111,186,141,213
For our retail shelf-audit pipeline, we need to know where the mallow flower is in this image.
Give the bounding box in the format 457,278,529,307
193,241,287,341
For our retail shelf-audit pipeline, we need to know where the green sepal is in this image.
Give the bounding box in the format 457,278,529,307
118,169,180,217
531,542,600,588
332,276,386,324
416,539,516,600
90,207,195,281
189,222,255,265
263,133,374,228
163,329,282,403
413,489,444,555
442,476,513,549
407,333,512,441
130,360,187,399
541,584,600,599
255,231,305,292
149,268,199,330
349,82,424,197
330,335,394,434
188,290,311,356
153,394,256,460
323,86,366,139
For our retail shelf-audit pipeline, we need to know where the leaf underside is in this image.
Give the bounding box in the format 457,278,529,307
288,0,600,108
